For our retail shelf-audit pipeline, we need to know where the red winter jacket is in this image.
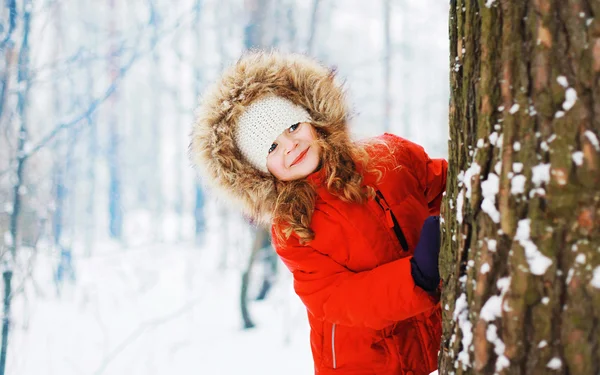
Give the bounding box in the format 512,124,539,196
273,134,448,375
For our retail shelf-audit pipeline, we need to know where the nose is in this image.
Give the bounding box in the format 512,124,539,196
280,134,298,154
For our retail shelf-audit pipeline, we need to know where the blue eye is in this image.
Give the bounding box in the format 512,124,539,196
268,143,277,153
289,123,300,132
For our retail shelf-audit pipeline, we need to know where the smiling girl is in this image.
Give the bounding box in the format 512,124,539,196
190,51,447,375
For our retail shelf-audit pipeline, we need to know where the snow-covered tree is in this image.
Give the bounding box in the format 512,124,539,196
440,1,600,374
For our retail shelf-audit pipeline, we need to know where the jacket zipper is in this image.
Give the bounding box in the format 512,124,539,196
373,190,409,251
331,323,337,369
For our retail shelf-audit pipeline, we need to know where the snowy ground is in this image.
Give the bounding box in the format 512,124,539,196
8,239,312,375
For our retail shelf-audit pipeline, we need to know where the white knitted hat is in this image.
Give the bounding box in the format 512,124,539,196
235,95,312,173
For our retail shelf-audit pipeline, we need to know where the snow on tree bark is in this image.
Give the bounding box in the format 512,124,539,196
440,1,600,375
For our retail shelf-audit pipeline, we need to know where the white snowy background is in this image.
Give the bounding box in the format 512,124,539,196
0,0,449,374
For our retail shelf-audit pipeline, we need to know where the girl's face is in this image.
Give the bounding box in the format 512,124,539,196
266,122,321,181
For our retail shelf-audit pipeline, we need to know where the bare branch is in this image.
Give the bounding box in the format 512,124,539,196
0,0,17,51
0,2,199,177
24,51,137,159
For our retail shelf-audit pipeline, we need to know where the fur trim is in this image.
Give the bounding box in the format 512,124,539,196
189,50,350,224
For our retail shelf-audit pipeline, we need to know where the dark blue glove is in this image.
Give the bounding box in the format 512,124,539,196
410,216,441,293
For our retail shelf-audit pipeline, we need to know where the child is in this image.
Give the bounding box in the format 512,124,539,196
190,51,447,375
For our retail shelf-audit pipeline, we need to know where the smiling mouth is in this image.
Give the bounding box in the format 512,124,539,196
291,147,310,167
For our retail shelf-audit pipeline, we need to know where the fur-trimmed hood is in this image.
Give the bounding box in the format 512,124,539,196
188,50,351,224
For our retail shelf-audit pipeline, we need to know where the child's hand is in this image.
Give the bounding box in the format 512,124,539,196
410,216,441,293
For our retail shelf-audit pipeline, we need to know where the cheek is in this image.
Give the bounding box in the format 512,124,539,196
312,151,321,167
309,144,321,164
306,126,318,141
301,149,320,174
267,156,285,176
312,143,321,157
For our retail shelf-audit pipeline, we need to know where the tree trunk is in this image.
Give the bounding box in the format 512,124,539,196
194,183,204,242
383,0,391,132
244,0,269,50
193,0,205,244
440,1,600,375
149,0,164,242
51,0,65,248
238,0,273,330
107,0,123,240
285,0,298,52
173,9,184,242
0,0,16,123
240,228,267,329
400,0,412,138
84,36,97,256
306,0,320,55
1,2,31,373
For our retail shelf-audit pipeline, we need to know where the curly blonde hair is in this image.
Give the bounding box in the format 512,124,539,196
272,129,387,244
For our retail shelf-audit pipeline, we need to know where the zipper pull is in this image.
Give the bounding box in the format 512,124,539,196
384,209,395,228
375,191,395,228
375,189,410,252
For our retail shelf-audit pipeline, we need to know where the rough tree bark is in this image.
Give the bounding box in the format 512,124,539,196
440,1,600,375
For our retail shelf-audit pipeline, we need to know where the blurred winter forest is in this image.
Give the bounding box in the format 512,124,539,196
0,0,449,374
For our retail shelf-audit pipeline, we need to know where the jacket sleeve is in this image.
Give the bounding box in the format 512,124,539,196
272,226,439,330
384,133,448,215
